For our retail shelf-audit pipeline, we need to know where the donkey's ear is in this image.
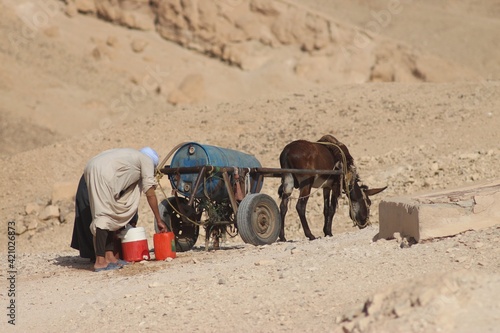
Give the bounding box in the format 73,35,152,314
364,186,387,196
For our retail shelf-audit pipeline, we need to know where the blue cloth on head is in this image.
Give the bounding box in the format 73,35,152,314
139,147,159,167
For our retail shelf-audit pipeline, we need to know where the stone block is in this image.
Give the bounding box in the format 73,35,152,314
378,179,500,242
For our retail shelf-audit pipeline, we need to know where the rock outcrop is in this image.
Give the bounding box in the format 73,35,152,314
65,0,479,86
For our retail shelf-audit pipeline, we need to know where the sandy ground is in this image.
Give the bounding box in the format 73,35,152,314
1,0,499,332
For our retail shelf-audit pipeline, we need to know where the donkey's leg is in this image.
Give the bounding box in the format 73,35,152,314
323,188,334,237
327,185,341,236
279,192,290,242
278,174,294,242
296,182,315,240
324,190,339,237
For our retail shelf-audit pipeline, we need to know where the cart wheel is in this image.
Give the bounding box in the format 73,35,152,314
154,197,200,252
237,193,281,246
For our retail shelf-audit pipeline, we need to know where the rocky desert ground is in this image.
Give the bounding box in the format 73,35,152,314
1,0,499,332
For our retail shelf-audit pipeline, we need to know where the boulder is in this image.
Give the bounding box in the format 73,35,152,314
25,202,41,215
95,0,155,31
168,74,205,105
25,216,39,230
131,38,148,53
39,205,60,221
74,0,96,14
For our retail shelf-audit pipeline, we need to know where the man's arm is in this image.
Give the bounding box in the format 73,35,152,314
145,187,168,232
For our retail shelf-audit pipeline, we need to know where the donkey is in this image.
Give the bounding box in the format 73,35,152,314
278,134,386,241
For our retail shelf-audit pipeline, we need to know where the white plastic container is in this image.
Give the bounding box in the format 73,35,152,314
119,227,150,261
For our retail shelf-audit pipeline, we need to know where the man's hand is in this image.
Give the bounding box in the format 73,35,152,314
145,187,168,233
157,219,168,233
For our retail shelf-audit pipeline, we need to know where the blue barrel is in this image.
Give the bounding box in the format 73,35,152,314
169,142,263,201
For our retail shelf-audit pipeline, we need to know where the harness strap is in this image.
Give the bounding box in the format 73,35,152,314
317,141,359,227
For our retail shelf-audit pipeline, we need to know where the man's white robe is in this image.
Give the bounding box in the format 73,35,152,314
84,148,157,235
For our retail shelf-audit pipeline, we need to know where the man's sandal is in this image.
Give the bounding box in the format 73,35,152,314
116,259,129,266
94,262,122,272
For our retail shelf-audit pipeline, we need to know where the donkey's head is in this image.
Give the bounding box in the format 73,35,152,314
346,175,387,228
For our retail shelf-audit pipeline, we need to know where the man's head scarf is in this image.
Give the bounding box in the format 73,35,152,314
139,147,159,167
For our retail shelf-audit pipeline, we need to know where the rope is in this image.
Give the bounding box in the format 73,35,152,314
244,168,251,195
156,141,191,171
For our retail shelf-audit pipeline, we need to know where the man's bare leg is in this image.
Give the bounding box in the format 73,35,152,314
94,228,119,270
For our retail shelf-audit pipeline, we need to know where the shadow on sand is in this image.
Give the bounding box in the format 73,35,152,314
53,255,94,271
